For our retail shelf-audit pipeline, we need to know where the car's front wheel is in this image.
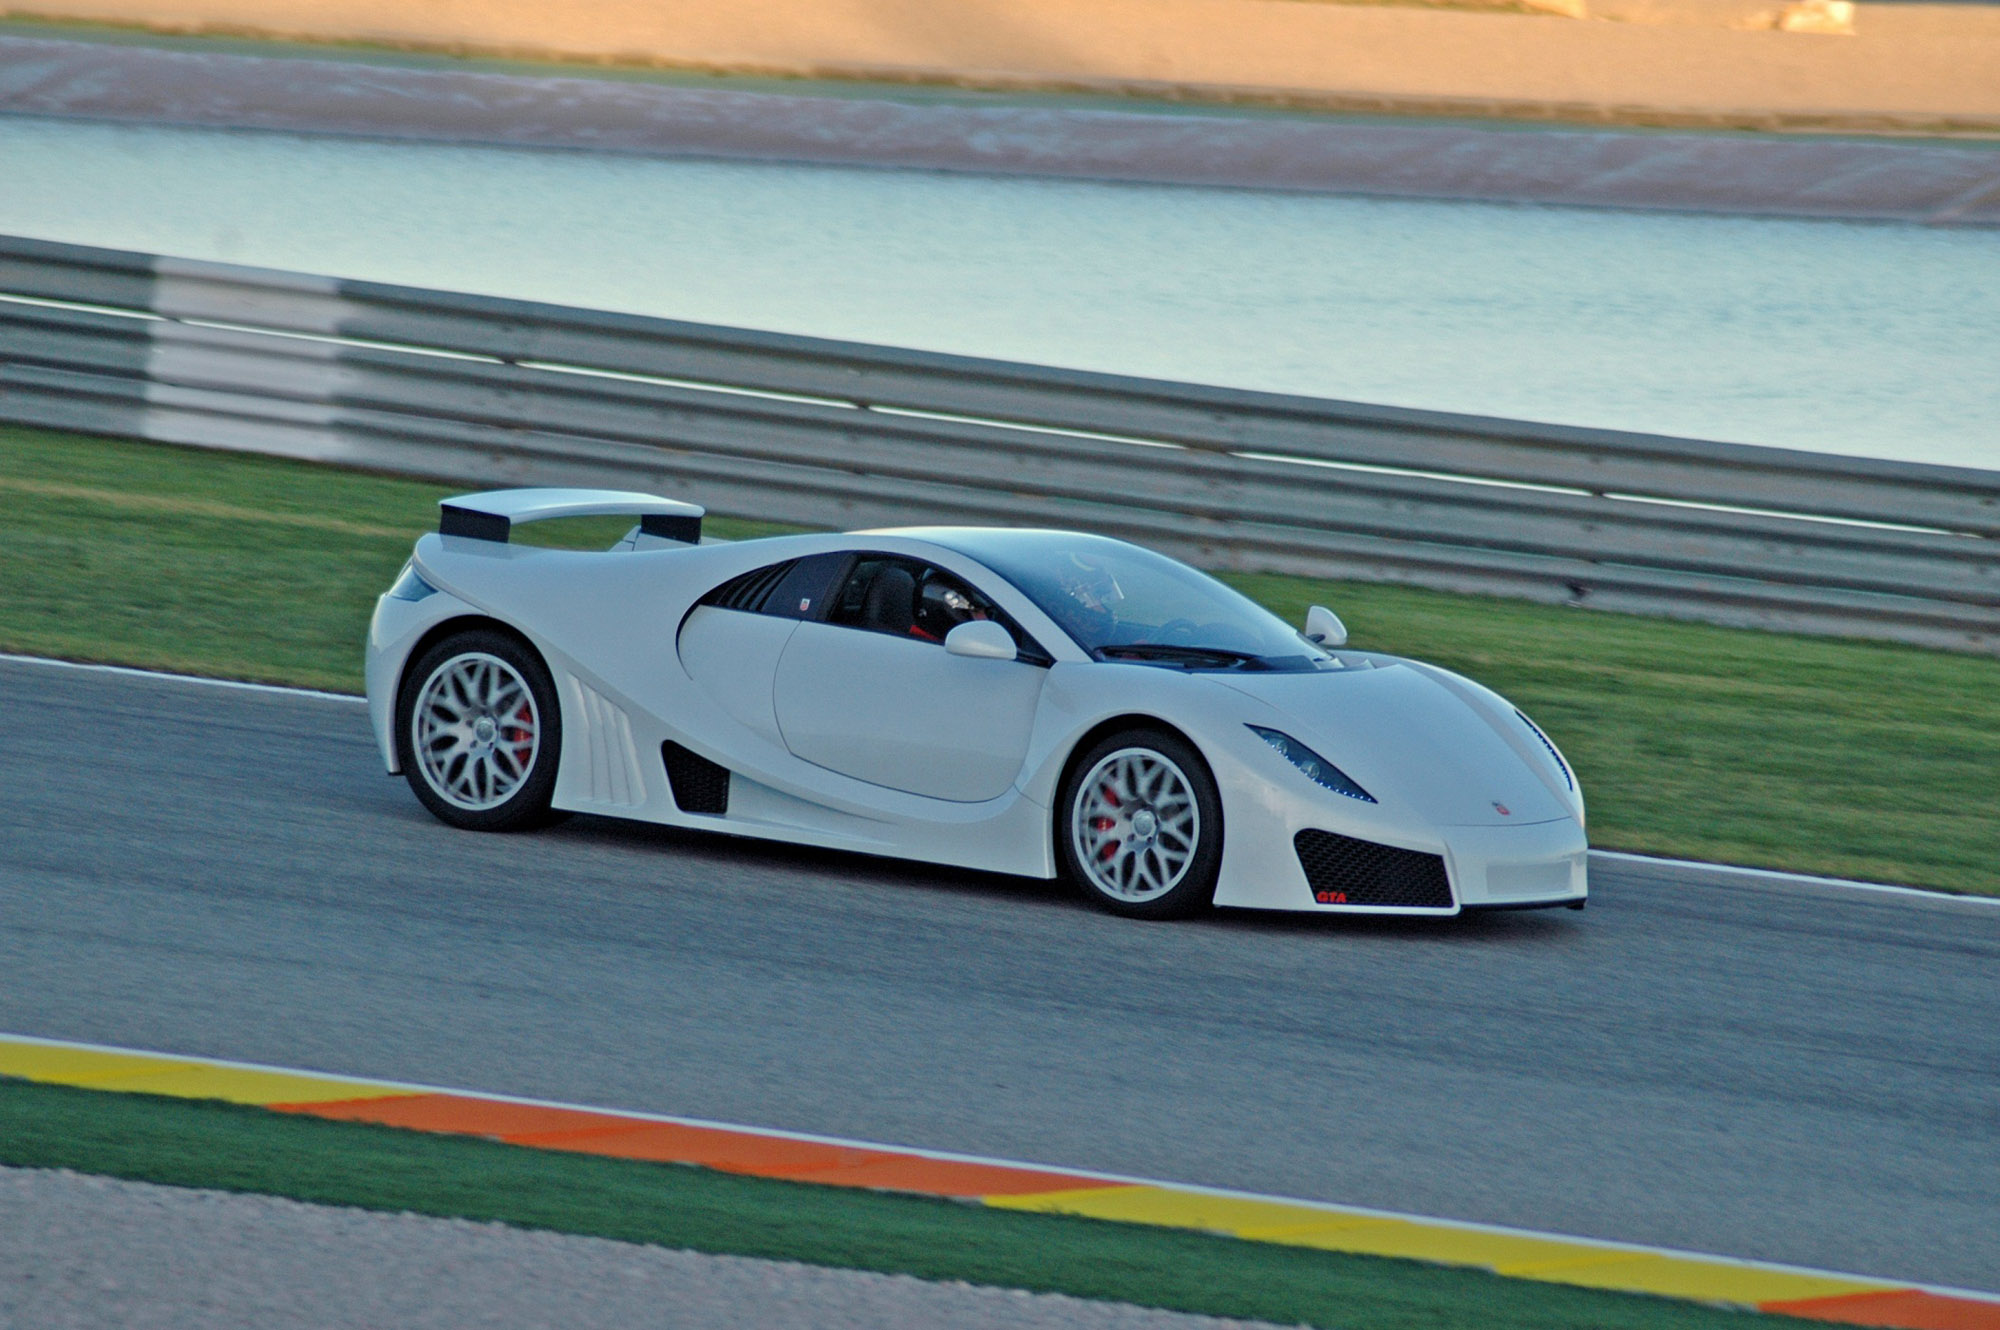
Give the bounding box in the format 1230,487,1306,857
1059,730,1222,919
395,627,562,832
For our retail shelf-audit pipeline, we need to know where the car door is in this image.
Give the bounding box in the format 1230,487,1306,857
677,552,851,745
771,555,1048,802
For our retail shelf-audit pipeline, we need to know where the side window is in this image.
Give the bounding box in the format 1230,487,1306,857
762,553,851,620
699,552,850,620
828,555,1048,662
701,560,794,612
912,566,999,642
828,556,931,637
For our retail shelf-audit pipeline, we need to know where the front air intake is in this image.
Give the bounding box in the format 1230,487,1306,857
1294,830,1453,908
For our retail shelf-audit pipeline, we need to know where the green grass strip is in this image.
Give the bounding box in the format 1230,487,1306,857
2,423,1995,895
0,1076,1753,1330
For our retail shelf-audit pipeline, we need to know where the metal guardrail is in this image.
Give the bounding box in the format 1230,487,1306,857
2,233,1995,653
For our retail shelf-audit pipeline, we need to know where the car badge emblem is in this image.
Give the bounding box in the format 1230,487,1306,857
1493,802,1511,816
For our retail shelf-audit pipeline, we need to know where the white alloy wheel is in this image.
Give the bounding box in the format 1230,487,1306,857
411,651,542,812
1070,747,1202,904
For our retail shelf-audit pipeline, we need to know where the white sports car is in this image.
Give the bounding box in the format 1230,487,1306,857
366,489,1588,919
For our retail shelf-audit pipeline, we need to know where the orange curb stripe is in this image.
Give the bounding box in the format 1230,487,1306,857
511,1122,895,1173
1761,1291,2000,1330
271,1093,665,1139
778,1156,1119,1198
274,1093,1109,1197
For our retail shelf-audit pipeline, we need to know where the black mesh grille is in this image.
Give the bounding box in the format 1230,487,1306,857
662,742,730,815
1295,830,1453,908
701,561,796,613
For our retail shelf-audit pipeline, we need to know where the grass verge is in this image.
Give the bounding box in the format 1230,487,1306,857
0,1076,1754,1330
2,423,1995,895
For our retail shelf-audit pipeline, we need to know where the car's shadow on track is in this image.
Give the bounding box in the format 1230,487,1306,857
545,811,1076,905
1215,903,1586,947
542,812,1588,945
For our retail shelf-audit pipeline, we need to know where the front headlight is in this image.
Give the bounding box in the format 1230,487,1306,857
1248,726,1376,803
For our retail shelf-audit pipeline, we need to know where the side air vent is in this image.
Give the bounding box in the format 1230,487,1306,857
1295,830,1454,908
568,678,646,808
702,561,797,613
662,742,730,815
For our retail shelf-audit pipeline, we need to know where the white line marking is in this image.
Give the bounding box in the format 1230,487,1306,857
1589,849,1998,909
0,652,365,705
7,1030,1997,1304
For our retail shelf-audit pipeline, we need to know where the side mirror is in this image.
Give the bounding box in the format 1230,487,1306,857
945,620,1018,661
1304,605,1347,648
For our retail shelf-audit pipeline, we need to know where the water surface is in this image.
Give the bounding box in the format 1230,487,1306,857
1,116,1994,469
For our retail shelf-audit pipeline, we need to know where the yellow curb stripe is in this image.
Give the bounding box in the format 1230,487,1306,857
1247,1219,1655,1270
4,1034,1992,1329
66,1066,422,1106
1493,1247,1672,1277
1523,1255,1883,1305
987,1183,1328,1231
988,1184,1893,1306
0,1043,192,1083
0,1039,417,1107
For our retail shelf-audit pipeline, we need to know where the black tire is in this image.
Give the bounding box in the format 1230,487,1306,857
395,627,562,832
1057,728,1223,920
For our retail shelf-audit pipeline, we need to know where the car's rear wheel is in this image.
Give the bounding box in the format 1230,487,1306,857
1059,729,1222,919
396,628,562,832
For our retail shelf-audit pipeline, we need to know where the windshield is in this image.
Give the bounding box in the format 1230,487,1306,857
923,530,1334,672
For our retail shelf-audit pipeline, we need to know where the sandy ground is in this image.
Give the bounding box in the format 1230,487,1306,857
4,30,1996,222
0,1166,1295,1330
3,0,1998,131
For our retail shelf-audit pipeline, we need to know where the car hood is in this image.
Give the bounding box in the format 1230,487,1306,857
1216,663,1571,827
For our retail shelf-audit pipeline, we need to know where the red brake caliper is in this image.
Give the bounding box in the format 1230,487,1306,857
1094,784,1121,860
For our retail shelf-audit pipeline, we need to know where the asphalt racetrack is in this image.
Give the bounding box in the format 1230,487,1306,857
2,657,1994,1291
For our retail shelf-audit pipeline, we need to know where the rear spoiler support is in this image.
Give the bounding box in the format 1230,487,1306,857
438,489,704,545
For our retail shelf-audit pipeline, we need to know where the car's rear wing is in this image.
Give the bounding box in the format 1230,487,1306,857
438,489,704,545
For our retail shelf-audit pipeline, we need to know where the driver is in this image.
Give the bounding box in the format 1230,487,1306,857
1050,553,1122,643
915,576,990,641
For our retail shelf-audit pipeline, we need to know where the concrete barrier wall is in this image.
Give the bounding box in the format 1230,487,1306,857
3,234,1997,653
5,0,1999,129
